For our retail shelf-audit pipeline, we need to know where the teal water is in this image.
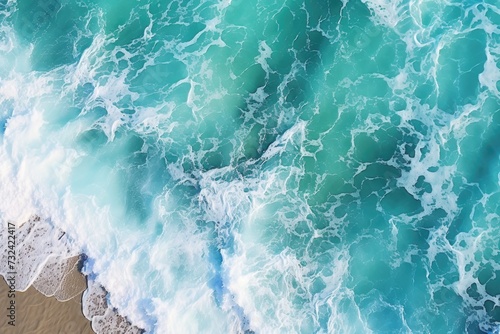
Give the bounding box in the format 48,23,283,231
1,0,500,332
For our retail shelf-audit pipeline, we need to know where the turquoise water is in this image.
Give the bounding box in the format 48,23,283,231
1,0,500,332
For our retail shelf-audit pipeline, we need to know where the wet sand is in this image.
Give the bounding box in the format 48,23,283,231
0,277,94,334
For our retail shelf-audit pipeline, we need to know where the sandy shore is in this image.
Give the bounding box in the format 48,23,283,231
0,217,142,334
0,277,94,334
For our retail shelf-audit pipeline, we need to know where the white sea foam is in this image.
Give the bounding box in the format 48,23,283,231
361,0,404,27
1,0,499,333
0,217,78,291
479,44,500,97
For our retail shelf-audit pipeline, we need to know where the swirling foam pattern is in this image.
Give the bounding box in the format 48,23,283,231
1,0,499,332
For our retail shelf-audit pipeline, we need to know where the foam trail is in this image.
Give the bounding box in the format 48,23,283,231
1,0,500,333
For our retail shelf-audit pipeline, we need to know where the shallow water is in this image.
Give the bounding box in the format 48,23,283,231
1,0,500,332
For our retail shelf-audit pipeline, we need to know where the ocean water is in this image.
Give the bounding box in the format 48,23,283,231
0,0,499,332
